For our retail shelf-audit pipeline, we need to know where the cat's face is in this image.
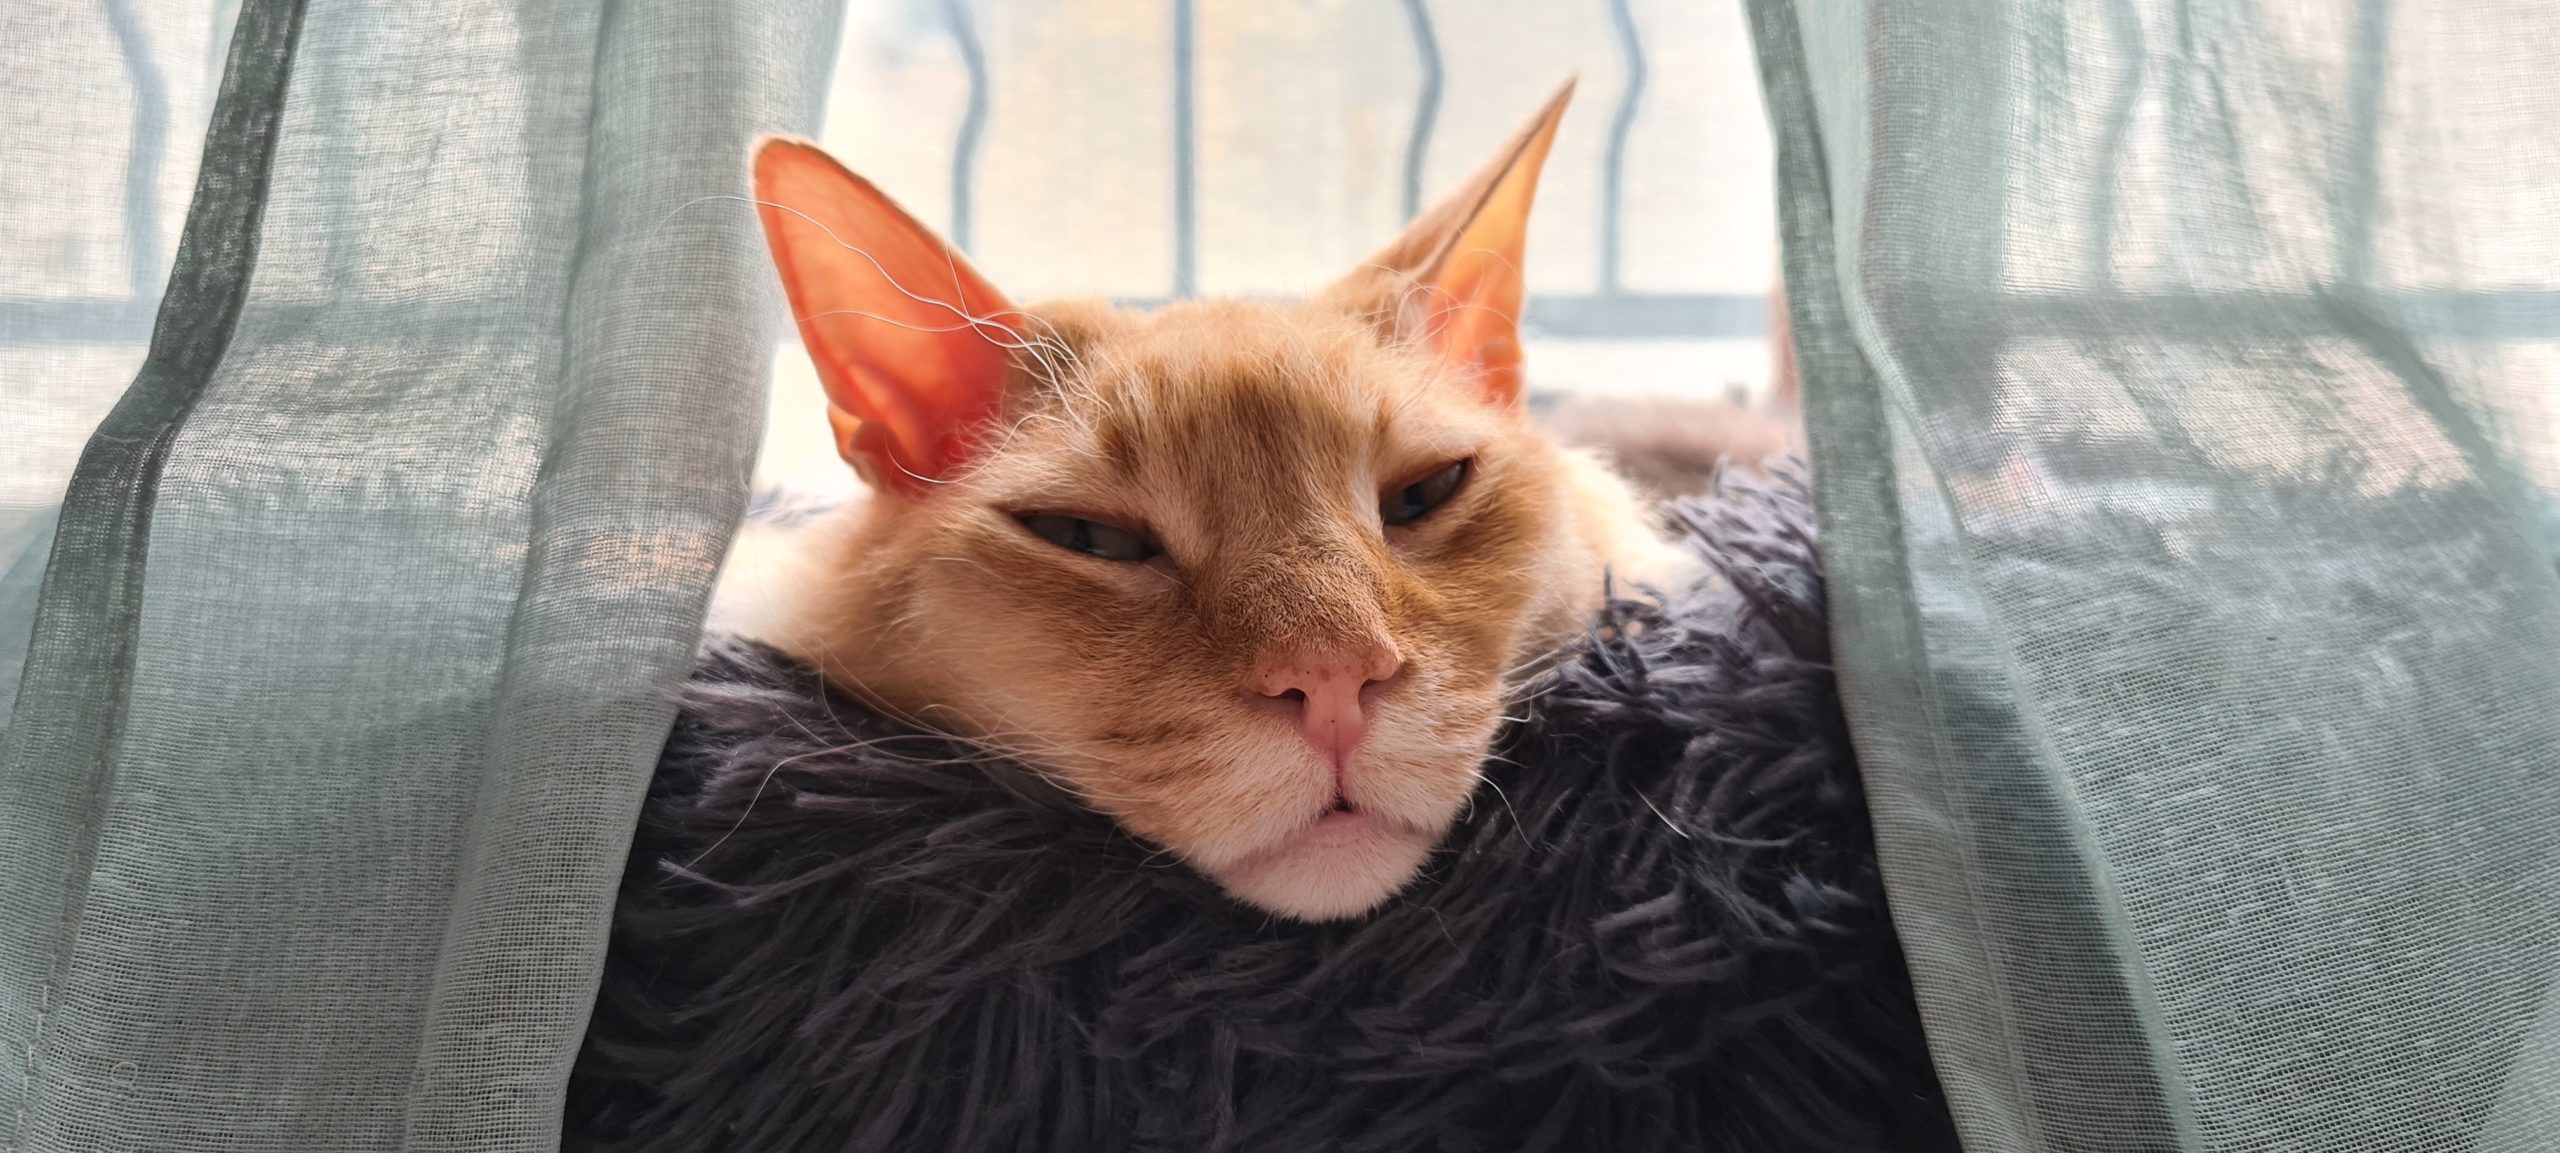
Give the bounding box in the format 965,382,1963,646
752,84,1624,919
832,301,1593,919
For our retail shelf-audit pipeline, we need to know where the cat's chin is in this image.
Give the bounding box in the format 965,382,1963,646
1206,810,1439,922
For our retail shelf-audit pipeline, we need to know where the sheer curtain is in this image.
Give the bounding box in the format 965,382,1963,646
0,0,837,1146
1751,1,2560,1149
15,0,2560,1147
0,0,234,726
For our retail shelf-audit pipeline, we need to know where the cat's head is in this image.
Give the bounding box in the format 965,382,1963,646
751,84,1629,921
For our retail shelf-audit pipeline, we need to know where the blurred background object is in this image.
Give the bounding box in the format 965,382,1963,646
757,0,1783,493
0,0,1786,524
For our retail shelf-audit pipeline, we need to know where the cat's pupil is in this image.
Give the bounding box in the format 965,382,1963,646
1020,514,1158,562
1381,460,1469,527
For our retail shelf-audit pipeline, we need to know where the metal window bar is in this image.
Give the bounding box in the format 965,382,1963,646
1170,0,1198,299
905,0,2542,344
1599,0,1644,297
11,0,2551,351
2338,0,2389,289
939,0,990,253
1398,0,1443,222
104,0,169,304
0,0,174,344
927,0,1768,340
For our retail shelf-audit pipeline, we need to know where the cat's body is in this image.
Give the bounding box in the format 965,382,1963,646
722,85,1726,920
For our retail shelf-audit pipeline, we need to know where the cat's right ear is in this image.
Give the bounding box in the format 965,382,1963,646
1319,81,1573,409
754,137,1020,495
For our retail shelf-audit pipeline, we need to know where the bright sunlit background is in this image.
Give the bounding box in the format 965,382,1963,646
758,0,1779,491
0,0,1779,535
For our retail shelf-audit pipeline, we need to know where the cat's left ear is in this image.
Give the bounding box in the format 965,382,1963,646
1321,80,1572,408
753,136,1021,494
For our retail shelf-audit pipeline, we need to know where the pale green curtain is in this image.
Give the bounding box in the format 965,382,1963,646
15,0,2560,1148
1751,1,2560,1150
0,0,838,1146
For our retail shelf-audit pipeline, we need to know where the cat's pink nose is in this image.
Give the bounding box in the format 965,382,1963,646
1252,644,1403,770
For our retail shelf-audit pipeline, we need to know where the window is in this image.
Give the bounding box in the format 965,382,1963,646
757,0,1778,490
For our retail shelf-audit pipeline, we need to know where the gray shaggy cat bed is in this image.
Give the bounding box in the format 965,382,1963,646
564,467,1960,1153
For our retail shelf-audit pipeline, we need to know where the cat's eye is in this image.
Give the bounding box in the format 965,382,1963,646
1380,459,1470,527
1018,514,1160,562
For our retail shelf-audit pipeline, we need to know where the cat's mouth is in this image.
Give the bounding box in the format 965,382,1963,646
1211,800,1441,922
1313,796,1365,831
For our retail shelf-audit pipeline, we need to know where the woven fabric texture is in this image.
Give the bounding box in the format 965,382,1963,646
1748,2,2560,1150
0,0,838,1147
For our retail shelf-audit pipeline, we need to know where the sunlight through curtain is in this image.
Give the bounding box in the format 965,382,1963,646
1,0,838,1146
1750,1,2560,1148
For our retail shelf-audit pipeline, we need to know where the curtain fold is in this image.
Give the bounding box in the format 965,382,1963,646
1,0,236,731
0,0,838,1146
1751,1,2560,1149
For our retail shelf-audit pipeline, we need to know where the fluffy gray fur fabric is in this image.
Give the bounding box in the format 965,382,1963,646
564,466,1961,1153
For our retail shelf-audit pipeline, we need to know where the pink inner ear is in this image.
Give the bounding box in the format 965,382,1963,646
1425,250,1529,407
1409,87,1569,409
755,138,1019,493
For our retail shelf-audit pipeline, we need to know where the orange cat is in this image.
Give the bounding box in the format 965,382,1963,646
715,84,1690,921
